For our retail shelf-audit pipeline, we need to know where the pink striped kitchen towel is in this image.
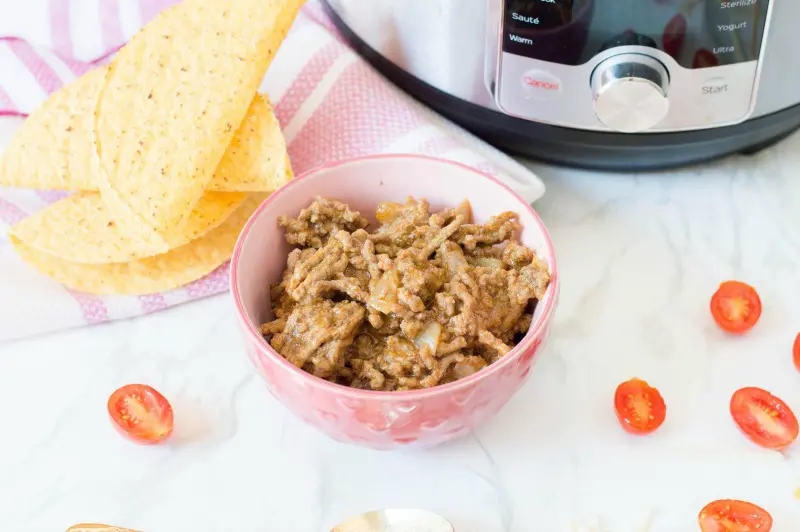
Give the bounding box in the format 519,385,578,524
0,0,545,343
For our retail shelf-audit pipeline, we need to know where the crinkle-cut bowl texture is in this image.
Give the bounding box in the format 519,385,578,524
231,155,559,450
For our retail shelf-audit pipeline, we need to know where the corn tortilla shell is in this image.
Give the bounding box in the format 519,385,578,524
0,69,290,193
214,96,294,192
93,0,303,237
0,68,103,191
10,194,265,295
10,191,247,264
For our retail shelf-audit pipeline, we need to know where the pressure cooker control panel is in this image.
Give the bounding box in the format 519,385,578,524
491,0,773,132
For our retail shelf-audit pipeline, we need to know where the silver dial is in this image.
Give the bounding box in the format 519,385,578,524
591,54,670,133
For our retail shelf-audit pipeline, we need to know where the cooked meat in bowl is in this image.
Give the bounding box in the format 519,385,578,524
261,196,551,391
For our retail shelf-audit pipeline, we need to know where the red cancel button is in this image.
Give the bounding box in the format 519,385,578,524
521,69,562,101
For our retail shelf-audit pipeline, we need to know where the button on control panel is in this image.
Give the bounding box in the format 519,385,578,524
701,78,729,96
694,75,752,124
492,0,772,132
521,69,562,101
591,54,670,133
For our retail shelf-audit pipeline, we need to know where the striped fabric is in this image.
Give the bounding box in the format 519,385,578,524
0,0,545,342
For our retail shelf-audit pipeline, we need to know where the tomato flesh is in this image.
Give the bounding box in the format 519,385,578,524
710,281,762,334
730,387,798,450
662,14,687,58
699,499,772,532
108,384,173,444
614,378,666,434
793,333,800,372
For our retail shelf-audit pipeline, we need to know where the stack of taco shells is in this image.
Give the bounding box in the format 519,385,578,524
0,0,305,295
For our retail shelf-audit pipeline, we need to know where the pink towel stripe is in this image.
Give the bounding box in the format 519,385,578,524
274,41,344,126
288,60,424,171
0,86,18,114
139,294,168,314
50,0,73,58
184,265,230,299
35,190,72,205
0,198,28,226
6,38,65,94
56,50,97,77
139,0,180,25
69,292,111,324
99,0,124,53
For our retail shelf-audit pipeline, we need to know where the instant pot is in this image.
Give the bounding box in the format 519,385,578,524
321,0,800,170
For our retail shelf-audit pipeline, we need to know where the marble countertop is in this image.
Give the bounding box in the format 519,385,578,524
2,113,800,531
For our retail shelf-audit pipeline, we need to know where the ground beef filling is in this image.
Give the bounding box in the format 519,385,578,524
262,196,551,391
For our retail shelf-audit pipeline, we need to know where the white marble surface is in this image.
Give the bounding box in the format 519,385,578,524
1,113,800,531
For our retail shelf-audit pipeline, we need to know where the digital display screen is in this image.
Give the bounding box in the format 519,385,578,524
502,0,769,69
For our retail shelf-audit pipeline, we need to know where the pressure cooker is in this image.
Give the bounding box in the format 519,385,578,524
322,0,800,170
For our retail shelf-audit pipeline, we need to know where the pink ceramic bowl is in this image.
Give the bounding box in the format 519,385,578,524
231,155,559,450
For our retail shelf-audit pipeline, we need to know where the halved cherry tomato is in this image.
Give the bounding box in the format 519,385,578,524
662,14,687,58
730,387,798,450
614,378,667,434
699,499,772,532
710,281,762,334
693,48,721,69
793,333,800,372
108,384,173,444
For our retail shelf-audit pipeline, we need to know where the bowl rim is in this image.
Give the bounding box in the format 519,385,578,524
230,153,559,400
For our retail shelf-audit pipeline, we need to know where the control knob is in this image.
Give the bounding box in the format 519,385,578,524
591,53,670,133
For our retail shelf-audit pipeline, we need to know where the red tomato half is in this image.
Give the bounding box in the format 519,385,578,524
699,499,772,532
793,333,800,372
710,281,762,334
730,387,798,450
693,48,721,69
108,384,174,444
663,14,687,58
614,378,667,434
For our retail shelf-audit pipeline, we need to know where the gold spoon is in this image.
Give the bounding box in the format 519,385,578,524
331,509,454,532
